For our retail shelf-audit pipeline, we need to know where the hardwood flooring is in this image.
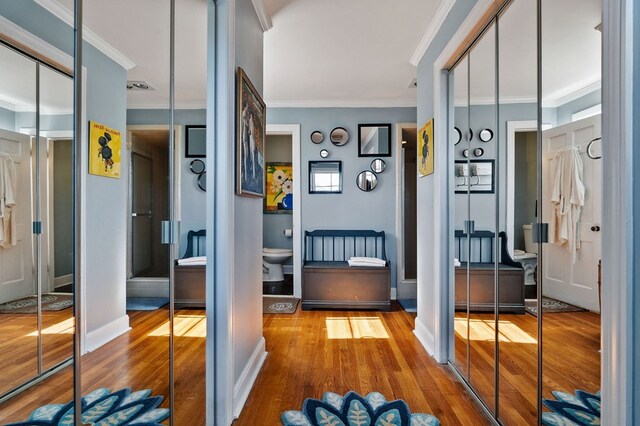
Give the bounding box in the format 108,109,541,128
0,302,600,426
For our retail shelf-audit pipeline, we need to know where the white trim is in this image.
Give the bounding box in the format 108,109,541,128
390,288,397,300
0,14,73,70
54,274,73,288
572,104,602,122
233,338,267,418
601,0,633,423
251,0,273,32
548,80,602,108
33,0,136,71
410,0,456,66
79,68,88,355
265,99,418,109
395,123,417,290
266,124,302,298
84,315,131,353
126,101,208,110
413,318,435,356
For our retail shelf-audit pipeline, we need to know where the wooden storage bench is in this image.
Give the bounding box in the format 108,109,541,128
174,230,206,308
302,230,391,311
454,230,525,314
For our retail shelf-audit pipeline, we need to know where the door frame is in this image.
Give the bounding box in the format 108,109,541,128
125,125,183,280
395,123,418,299
265,124,302,298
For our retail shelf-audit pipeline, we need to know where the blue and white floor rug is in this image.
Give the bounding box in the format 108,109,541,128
7,388,170,426
542,390,600,425
281,391,439,426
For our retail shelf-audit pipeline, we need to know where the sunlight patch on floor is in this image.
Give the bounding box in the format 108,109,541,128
326,317,389,339
28,317,75,336
148,314,206,337
454,317,536,344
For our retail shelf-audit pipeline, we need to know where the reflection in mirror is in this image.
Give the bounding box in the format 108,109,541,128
358,124,391,157
320,149,329,158
453,127,462,145
190,159,206,174
309,161,342,193
479,129,493,142
311,131,324,144
197,172,206,191
330,127,349,146
370,158,385,173
356,171,378,192
541,0,602,419
454,160,494,194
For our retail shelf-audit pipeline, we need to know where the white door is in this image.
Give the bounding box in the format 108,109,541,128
541,114,601,312
0,129,35,304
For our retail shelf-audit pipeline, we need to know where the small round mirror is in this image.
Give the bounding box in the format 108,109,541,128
453,127,462,145
197,172,206,191
356,171,378,192
479,129,494,142
462,149,469,158
371,158,386,173
330,127,349,146
320,149,329,158
310,131,324,144
190,159,205,174
473,147,484,157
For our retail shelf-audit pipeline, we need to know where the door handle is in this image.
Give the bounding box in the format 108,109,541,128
132,212,152,217
591,225,601,232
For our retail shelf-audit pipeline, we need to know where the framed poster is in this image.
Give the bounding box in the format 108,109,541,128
236,67,266,197
418,119,434,177
89,121,121,179
265,162,293,213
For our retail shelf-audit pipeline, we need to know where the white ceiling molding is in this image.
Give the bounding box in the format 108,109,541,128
265,99,418,108
0,14,73,70
551,80,602,107
126,101,207,110
33,0,136,70
410,0,456,66
251,0,273,32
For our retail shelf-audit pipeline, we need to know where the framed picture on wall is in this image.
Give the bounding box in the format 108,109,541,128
185,125,206,158
264,162,293,213
418,119,434,177
236,67,266,197
88,121,122,179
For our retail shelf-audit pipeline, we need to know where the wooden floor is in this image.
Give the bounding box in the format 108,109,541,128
234,303,489,425
0,302,600,425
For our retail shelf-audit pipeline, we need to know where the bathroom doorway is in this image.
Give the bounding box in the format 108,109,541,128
263,125,302,298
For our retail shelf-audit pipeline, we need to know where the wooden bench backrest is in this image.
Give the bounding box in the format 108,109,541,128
304,230,387,262
454,230,520,267
183,229,206,258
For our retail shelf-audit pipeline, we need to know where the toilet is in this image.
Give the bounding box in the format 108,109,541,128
513,224,538,287
262,248,293,282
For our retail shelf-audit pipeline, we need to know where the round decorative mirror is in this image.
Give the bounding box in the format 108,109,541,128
320,149,329,158
197,172,206,191
310,131,324,144
371,158,386,173
479,128,494,142
356,171,378,192
330,127,349,146
473,147,484,157
190,159,205,174
454,127,462,145
462,149,469,158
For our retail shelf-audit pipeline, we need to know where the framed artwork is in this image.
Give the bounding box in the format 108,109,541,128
236,67,266,197
265,163,293,213
454,160,495,193
185,125,206,158
89,121,122,179
418,119,434,177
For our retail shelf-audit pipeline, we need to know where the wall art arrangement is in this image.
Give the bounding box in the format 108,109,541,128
89,121,122,179
265,162,293,213
236,67,266,197
418,119,434,177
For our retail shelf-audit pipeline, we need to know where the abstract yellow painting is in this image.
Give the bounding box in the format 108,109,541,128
418,119,434,177
89,121,122,178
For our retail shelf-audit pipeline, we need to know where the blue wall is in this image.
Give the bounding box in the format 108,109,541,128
268,107,417,289
0,106,15,130
127,108,207,253
556,89,601,125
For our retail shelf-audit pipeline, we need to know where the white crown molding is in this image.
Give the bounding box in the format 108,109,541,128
550,80,602,107
33,0,136,70
410,0,456,66
265,99,418,108
126,101,207,110
251,0,273,32
0,99,18,112
0,14,73,70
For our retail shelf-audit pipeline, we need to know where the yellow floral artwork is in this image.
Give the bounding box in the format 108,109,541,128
265,162,293,213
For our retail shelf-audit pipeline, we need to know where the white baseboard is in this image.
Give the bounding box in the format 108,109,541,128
414,317,435,358
233,337,268,419
397,280,417,300
85,315,131,354
390,288,397,300
54,274,73,288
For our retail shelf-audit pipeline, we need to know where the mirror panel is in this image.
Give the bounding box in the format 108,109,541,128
451,54,469,380
356,170,378,192
330,127,349,146
358,124,391,157
371,158,386,174
468,22,497,414
309,161,342,193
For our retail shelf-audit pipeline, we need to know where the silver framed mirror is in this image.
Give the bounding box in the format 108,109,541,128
356,171,378,192
320,149,329,158
311,131,324,144
371,158,386,173
479,128,494,142
462,148,469,158
330,127,349,146
473,147,484,157
190,159,205,174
